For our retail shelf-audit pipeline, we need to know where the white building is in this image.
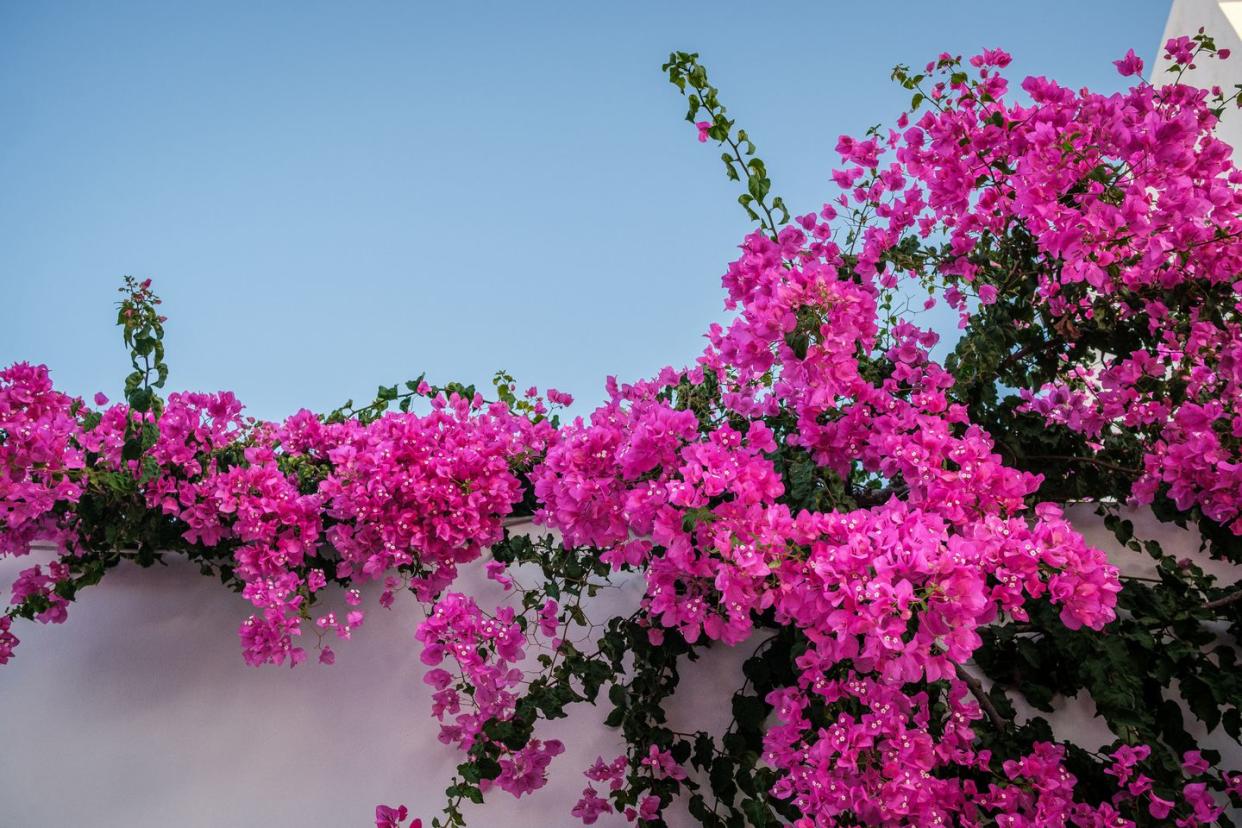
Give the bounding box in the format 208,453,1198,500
1160,0,1242,151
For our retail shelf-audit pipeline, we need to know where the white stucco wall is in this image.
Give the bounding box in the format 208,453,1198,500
0,532,747,827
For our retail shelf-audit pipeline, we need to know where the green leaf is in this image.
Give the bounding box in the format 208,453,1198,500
1181,674,1222,731
129,388,152,412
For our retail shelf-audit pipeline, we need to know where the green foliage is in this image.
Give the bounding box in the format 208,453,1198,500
663,52,788,237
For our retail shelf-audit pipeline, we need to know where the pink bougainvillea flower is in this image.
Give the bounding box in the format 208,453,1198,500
1113,47,1144,76
374,804,408,828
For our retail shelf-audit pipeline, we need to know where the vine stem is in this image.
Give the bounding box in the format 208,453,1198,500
721,130,779,240
956,663,1009,732
1025,454,1142,475
1202,588,1242,611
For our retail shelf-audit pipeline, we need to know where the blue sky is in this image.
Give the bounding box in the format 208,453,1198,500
1,1,1173,421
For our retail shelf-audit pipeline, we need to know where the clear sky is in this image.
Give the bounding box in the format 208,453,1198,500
1,1,1174,421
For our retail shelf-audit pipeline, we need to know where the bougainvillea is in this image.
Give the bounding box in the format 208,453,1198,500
3,32,1241,828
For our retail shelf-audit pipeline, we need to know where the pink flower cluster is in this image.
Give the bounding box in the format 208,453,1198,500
0,363,85,558
489,738,566,799
220,393,549,666
0,616,18,665
0,376,554,668
414,588,580,801
821,36,1242,535
533,352,1121,825
416,591,527,751
766,678,1233,827
571,749,686,825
